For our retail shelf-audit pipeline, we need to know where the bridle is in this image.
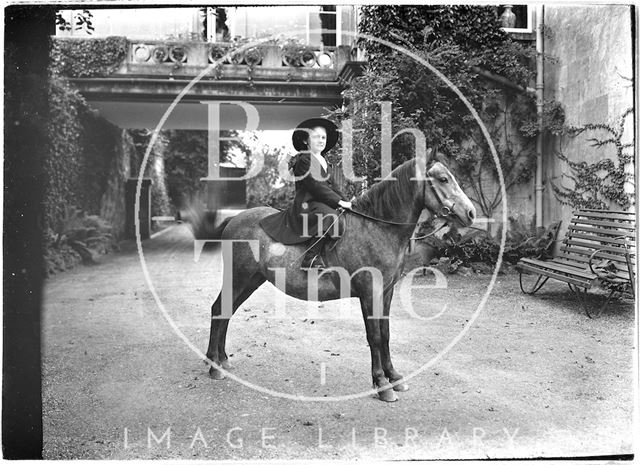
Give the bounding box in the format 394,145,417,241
425,175,456,221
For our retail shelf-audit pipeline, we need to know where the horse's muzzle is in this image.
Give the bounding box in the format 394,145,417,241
451,206,475,228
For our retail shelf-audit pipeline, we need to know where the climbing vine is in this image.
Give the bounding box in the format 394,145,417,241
50,36,127,78
552,108,635,210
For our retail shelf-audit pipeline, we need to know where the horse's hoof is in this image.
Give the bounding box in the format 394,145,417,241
221,360,232,370
209,367,226,380
378,388,398,402
389,378,409,392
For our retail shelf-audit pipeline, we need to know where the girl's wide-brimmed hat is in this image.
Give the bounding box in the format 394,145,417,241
291,118,339,154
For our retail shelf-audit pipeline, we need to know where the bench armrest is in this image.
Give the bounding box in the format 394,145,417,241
588,235,634,287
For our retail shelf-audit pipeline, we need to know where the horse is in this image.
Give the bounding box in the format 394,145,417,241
204,155,476,402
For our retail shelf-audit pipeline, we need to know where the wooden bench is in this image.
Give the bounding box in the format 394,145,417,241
516,209,636,318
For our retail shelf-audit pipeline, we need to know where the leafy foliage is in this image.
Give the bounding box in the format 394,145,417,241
163,130,208,207
50,36,127,78
332,6,561,225
246,143,295,210
416,217,561,271
358,5,533,85
46,77,133,229
45,78,85,227
129,129,172,217
50,205,115,261
329,66,418,191
551,108,635,210
519,100,566,137
44,205,116,275
163,130,249,208
55,9,94,35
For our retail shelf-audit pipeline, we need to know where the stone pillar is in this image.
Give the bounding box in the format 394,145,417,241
335,45,351,73
262,45,282,67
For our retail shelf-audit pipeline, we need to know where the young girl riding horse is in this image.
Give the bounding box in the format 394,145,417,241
259,118,352,269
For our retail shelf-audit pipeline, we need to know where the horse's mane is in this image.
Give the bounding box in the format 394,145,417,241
353,158,424,219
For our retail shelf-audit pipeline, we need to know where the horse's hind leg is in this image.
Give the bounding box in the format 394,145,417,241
206,272,265,379
217,273,265,370
380,289,408,392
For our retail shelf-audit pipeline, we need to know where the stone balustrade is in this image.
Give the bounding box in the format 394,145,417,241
124,40,358,79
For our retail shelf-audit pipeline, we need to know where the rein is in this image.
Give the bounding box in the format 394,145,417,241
410,221,449,241
347,208,418,226
346,208,449,240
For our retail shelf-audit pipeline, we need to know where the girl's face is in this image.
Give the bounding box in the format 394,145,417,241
307,126,327,155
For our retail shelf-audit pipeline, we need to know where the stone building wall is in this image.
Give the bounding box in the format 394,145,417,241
542,5,634,230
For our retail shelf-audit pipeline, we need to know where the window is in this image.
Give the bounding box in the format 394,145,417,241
212,6,357,47
55,8,200,39
498,5,533,33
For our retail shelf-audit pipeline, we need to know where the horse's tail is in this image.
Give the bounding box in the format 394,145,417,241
185,204,234,241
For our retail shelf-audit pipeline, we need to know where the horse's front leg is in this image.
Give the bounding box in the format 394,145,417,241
206,294,228,380
380,289,408,392
359,295,397,402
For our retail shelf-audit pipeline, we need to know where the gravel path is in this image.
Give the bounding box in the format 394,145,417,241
42,224,635,459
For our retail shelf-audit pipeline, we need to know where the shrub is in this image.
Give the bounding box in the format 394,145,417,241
414,217,562,273
45,205,116,275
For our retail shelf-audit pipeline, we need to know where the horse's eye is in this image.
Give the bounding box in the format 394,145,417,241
439,177,448,184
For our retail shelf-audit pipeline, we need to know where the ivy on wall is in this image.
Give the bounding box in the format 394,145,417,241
358,5,534,86
45,78,85,228
44,76,134,273
333,5,547,227
50,36,127,77
552,108,635,210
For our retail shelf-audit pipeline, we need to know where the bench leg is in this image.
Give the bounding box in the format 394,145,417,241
570,285,618,319
519,273,549,295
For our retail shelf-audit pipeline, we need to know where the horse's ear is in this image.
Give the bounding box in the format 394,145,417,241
429,148,450,168
427,147,447,168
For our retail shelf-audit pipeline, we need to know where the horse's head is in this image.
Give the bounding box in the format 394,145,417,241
423,160,476,228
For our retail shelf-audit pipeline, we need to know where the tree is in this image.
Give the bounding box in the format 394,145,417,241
163,130,249,208
244,136,295,209
55,9,94,35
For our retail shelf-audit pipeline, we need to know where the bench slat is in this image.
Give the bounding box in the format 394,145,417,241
577,209,635,214
574,211,637,221
517,262,594,288
520,258,631,284
565,231,636,247
567,224,636,238
551,260,631,281
571,218,636,230
564,239,636,256
554,256,631,273
560,246,635,264
558,249,634,266
519,258,596,279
